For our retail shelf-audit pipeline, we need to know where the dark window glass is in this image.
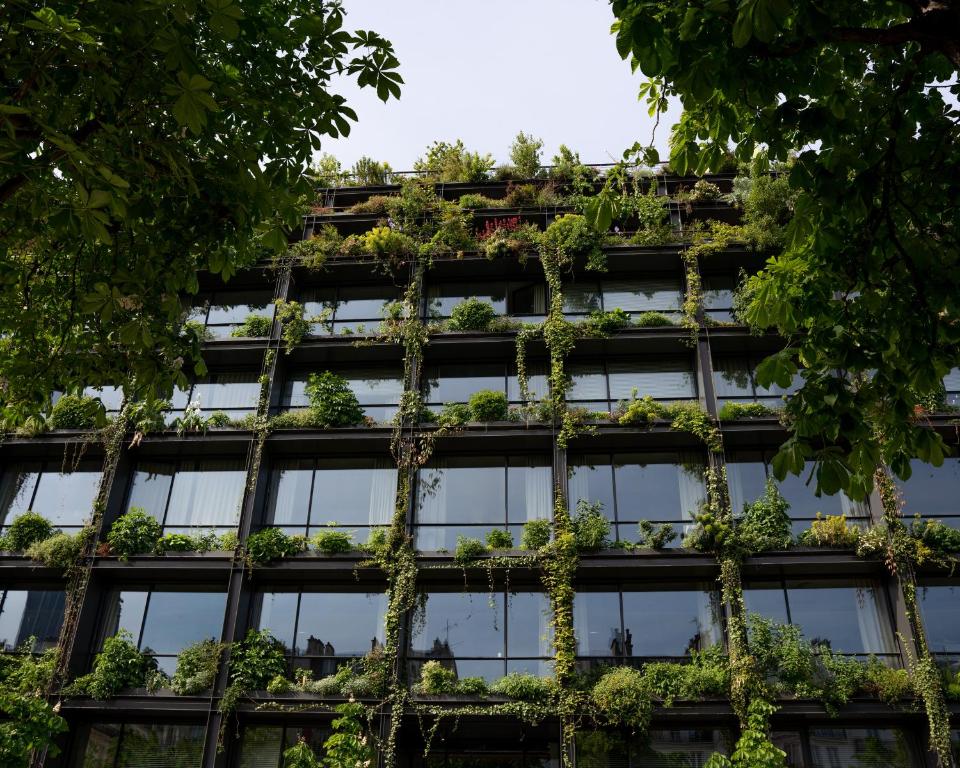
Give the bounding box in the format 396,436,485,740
574,729,732,767
426,281,547,320
238,725,331,768
563,278,682,318
282,369,403,422
918,584,960,654
566,359,695,411
807,727,916,768
191,290,274,339
78,723,205,768
0,590,65,651
302,285,399,336
702,275,737,323
169,371,260,419
896,458,960,527
713,356,800,410
0,462,100,531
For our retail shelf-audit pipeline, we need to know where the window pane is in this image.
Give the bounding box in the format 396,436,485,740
115,723,205,768
602,278,682,312
613,455,706,523
743,585,790,626
238,726,283,768
808,728,915,768
713,358,755,398
284,371,402,408
311,460,397,526
127,462,175,522
412,592,504,661
563,283,601,314
622,590,721,656
726,457,768,519
568,459,615,522
207,292,273,324
427,283,507,317
507,592,552,657
191,374,260,411
164,461,245,528
29,468,101,527
785,584,893,654
0,590,64,651
567,365,607,402
266,460,313,526
0,464,40,525
79,724,120,768
332,287,397,321
426,364,505,404
918,585,960,653
573,591,620,657
295,593,387,657
607,360,695,401
258,593,299,652
138,591,226,655
897,458,960,521
506,458,551,524
113,591,149,643
417,459,505,525
702,276,735,310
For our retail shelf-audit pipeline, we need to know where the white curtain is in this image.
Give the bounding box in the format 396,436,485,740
165,461,244,527
525,465,552,522
567,464,592,513
416,460,447,525
854,583,889,653
840,492,869,520
697,590,723,648
677,453,707,521
367,460,398,526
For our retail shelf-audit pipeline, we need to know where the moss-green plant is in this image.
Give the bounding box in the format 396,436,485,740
454,535,487,566
683,509,733,552
540,214,605,272
485,529,514,549
320,700,376,768
520,519,551,550
414,140,494,182
909,517,960,555
584,307,631,335
703,699,786,768
3,512,53,551
736,479,792,553
572,500,611,552
288,224,342,269
490,672,557,702
414,660,458,695
797,513,860,548
304,371,365,427
244,528,307,565
230,314,272,338
226,629,288,694
633,311,675,327
617,395,666,425
636,520,677,549
688,179,722,202
666,401,722,451
718,401,777,420
49,394,106,430
106,508,162,560
171,638,224,695
274,299,311,351
468,389,509,421
25,529,91,573
67,630,164,699
310,529,353,555
436,402,471,427
591,666,653,730
458,193,501,209
282,738,321,768
153,531,230,555
0,642,67,768
349,157,393,186
448,297,496,331
509,132,544,179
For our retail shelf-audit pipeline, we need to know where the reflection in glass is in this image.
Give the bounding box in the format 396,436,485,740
808,727,915,768
0,590,65,651
897,458,960,526
918,585,960,654
0,462,101,530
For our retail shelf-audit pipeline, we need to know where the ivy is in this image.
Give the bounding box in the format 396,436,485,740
0,643,66,768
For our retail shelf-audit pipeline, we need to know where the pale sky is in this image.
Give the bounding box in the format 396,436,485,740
325,0,681,171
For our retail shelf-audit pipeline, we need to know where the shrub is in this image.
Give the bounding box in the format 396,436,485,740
311,529,354,555
688,179,722,202
502,183,540,208
229,629,288,691
910,517,960,554
718,401,776,420
458,193,501,209
862,657,912,705
436,402,472,427
540,214,605,271
245,528,307,565
617,395,666,425
349,157,393,186
797,513,860,548
636,520,677,550
448,298,496,331
288,224,342,269
304,371,365,428
485,529,514,549
572,500,611,551
520,519,551,550
736,479,792,552
414,660,458,695
26,529,90,571
230,314,272,338
4,512,53,551
171,638,223,695
633,311,675,327
468,390,509,421
682,509,733,552
49,394,105,430
585,307,631,335
69,630,163,699
106,508,161,560
154,532,212,554
509,132,544,179
454,535,487,566
414,140,494,182
481,221,541,261
591,666,653,729
490,672,556,702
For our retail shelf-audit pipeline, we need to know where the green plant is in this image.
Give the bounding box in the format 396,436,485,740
584,307,632,335
171,638,223,695
689,179,722,202
910,517,960,554
0,643,67,768
350,156,393,186
436,402,471,427
230,314,272,338
153,531,226,554
490,672,556,702
310,529,354,555
304,371,365,427
457,193,500,209
348,194,395,215
509,132,544,179
591,666,653,730
633,311,675,327
454,535,487,566
485,529,514,549
468,389,509,421
736,479,792,552
704,699,786,768
636,520,677,549
282,738,321,768
683,509,733,552
68,630,164,699
245,528,307,565
106,508,162,560
414,140,494,182
521,519,551,550
3,512,53,551
289,224,343,269
797,513,860,548
540,214,605,272
321,700,376,768
718,402,777,420
311,153,345,187
49,394,105,430
572,499,611,551
25,529,91,572
666,401,722,451
502,183,541,208
414,660,458,695
617,395,666,425
448,297,496,331
228,629,288,693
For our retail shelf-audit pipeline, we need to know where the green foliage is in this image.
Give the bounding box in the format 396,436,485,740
304,371,365,427
666,401,722,452
704,699,786,768
490,672,557,702
454,535,487,566
245,528,307,565
468,389,509,421
617,395,666,425
360,226,416,267
509,132,544,179
414,660,459,695
0,643,67,768
321,700,376,768
718,401,777,420
49,394,106,430
171,639,223,695
0,1,401,428
310,154,345,188
154,531,233,555
128,397,169,443
230,314,272,338
274,299,311,351
736,165,796,252
909,517,960,555
540,214,605,272
572,500,611,552
414,140,494,182
797,513,860,549
228,629,288,692
290,224,343,269
549,145,598,189
25,529,91,572
591,666,653,730
282,738,321,768
485,529,514,549
106,508,162,560
458,193,500,209
584,307,631,335
636,520,676,550
688,180,721,203
69,630,163,699
502,183,542,209
3,512,53,551
736,480,792,552
448,297,497,331
310,529,354,555
683,509,733,552
520,519,551,550
349,156,393,186
633,311,674,327
436,402,472,427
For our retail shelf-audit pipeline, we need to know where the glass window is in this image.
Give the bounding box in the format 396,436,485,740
896,457,960,528
0,589,64,651
78,385,124,414
282,369,404,423
426,281,547,321
265,457,397,542
0,461,100,532
808,727,917,768
713,356,800,410
727,451,869,536
424,362,547,408
169,371,260,421
918,584,960,656
126,459,245,534
574,729,731,767
411,591,552,682
238,725,332,768
106,589,226,675
567,358,695,412
76,723,205,768
190,290,274,339
743,581,896,657
944,368,960,407
256,591,387,677
302,285,400,336
568,453,706,546
563,278,683,320
574,587,722,664
702,275,737,323
415,456,551,551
